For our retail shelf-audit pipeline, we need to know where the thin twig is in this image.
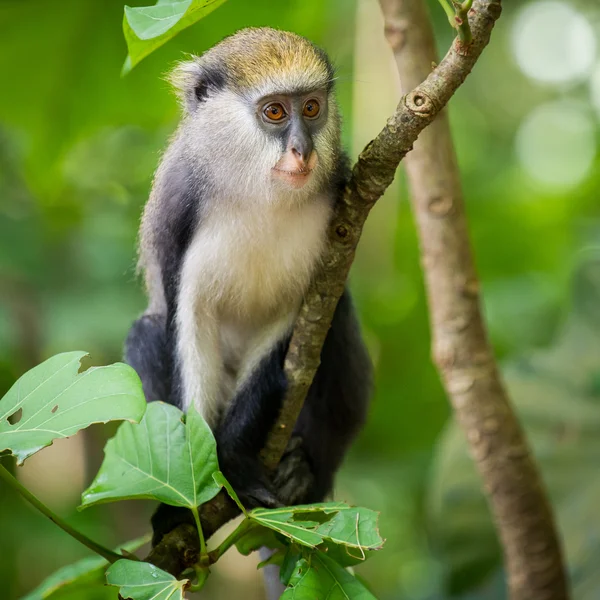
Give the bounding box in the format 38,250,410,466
0,464,125,563
146,0,503,576
378,0,569,598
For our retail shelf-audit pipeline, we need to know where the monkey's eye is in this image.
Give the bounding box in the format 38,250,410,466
303,99,320,118
263,103,287,122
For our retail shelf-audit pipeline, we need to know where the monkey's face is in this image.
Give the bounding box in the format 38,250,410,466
182,84,340,203
255,91,329,191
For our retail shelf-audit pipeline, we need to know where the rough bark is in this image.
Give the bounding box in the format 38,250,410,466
146,0,503,576
379,0,569,598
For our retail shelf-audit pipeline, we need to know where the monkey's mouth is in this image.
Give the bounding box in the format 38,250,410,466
271,167,314,189
272,149,318,190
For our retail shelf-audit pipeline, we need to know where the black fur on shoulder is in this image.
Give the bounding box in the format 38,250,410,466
149,158,199,317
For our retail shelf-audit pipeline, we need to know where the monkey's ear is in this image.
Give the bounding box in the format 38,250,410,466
168,58,226,112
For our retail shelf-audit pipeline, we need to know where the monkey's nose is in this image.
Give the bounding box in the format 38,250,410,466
289,135,313,165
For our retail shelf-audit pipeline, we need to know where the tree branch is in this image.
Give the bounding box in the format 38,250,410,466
379,0,569,598
145,0,503,577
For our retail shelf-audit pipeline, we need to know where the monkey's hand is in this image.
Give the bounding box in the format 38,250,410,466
218,448,282,509
272,436,315,506
218,437,315,509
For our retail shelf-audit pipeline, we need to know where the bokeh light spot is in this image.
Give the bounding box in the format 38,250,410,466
511,1,596,85
516,101,596,189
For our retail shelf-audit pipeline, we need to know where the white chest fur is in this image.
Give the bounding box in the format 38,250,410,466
176,194,332,423
183,195,332,319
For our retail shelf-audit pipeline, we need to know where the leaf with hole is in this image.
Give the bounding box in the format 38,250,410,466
106,560,187,600
0,352,146,464
81,402,221,509
122,0,229,74
22,535,150,600
249,503,384,552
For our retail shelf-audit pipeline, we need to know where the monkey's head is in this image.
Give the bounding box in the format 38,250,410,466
170,28,341,201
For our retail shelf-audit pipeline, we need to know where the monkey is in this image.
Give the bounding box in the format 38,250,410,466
124,27,372,549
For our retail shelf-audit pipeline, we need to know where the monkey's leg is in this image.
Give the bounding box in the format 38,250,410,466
214,337,291,508
124,313,170,403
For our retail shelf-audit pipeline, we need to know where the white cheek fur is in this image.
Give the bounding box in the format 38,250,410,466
185,92,282,202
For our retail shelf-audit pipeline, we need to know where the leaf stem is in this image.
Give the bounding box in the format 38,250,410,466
452,0,473,43
438,0,473,44
0,464,123,563
437,0,456,25
191,506,206,557
208,518,255,564
188,506,211,591
188,565,210,592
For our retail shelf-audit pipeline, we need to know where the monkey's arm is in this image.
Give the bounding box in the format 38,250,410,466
174,248,224,422
125,158,198,406
124,175,192,404
128,158,219,544
132,155,226,416
139,157,198,321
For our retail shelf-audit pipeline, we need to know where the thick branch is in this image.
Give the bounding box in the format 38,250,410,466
379,0,569,599
146,0,502,576
262,0,502,469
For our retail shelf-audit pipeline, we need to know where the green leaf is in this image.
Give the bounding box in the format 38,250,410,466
282,552,377,600
235,524,285,556
279,546,302,586
0,352,146,465
122,0,229,74
81,402,221,509
257,550,284,570
106,560,187,600
126,1,193,39
213,470,246,514
249,508,323,548
317,543,376,568
23,535,150,600
249,503,384,551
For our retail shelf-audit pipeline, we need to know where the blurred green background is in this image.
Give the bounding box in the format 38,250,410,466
1,0,600,598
